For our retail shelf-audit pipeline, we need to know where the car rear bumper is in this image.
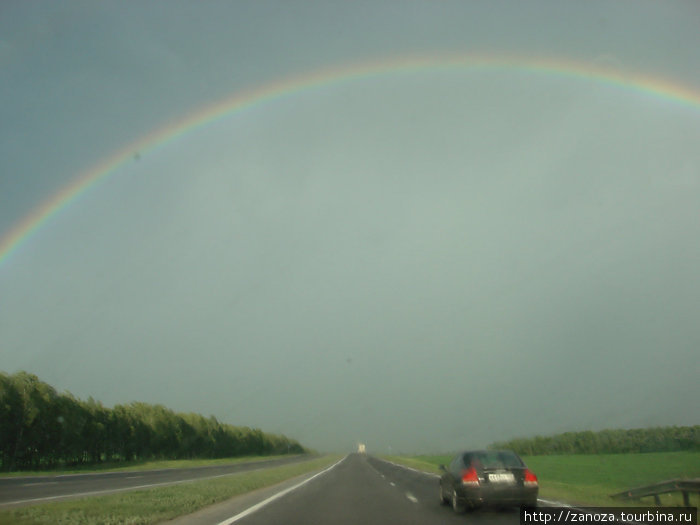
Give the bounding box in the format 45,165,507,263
457,485,538,507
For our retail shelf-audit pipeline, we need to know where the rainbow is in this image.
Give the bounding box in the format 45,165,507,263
2,52,699,267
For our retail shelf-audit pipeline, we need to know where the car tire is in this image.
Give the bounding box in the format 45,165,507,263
439,484,449,505
452,489,466,514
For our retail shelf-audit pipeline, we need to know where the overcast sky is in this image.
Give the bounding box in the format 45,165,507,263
1,1,699,453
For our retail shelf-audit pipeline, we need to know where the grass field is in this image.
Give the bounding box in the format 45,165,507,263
0,454,301,478
0,455,340,525
384,451,700,507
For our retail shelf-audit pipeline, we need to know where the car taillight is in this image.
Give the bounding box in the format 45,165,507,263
461,466,480,486
524,469,538,487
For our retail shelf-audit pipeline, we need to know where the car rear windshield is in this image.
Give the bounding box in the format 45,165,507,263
467,451,523,469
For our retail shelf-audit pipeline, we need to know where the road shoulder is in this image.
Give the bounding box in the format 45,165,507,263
164,458,344,525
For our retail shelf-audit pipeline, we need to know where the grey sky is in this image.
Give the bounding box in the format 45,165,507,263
1,1,699,453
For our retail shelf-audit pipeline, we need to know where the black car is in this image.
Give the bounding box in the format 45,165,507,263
439,449,538,513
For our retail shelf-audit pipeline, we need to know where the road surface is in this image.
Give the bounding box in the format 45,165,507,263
0,455,314,508
177,454,524,525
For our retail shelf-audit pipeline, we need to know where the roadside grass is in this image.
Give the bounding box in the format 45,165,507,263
0,455,340,525
523,452,700,506
0,454,300,478
383,451,700,507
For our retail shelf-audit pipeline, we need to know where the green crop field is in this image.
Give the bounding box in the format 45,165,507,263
384,451,700,507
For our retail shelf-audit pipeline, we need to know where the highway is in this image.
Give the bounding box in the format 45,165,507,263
0,455,315,508
2,454,531,523
175,454,524,525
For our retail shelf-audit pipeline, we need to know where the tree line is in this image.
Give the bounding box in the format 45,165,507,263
0,371,305,471
490,425,700,455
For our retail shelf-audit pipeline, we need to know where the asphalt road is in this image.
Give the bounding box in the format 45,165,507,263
0,454,315,508
204,454,523,525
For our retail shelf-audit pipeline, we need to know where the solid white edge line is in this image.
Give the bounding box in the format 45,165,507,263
3,457,295,482
537,498,613,524
374,457,440,479
538,497,591,516
538,498,574,507
3,465,276,507
215,456,347,525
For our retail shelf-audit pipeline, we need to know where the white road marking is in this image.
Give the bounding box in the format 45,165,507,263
55,471,125,478
126,475,144,479
538,498,575,508
406,492,418,503
216,456,347,525
538,498,606,522
3,465,275,507
21,482,58,487
10,463,265,483
376,458,440,479
390,482,396,486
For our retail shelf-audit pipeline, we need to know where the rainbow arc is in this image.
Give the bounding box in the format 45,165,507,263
2,53,699,266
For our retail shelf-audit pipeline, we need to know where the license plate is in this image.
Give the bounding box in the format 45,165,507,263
488,472,515,483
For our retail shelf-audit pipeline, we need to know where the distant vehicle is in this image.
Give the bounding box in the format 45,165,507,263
439,449,538,513
357,443,366,454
